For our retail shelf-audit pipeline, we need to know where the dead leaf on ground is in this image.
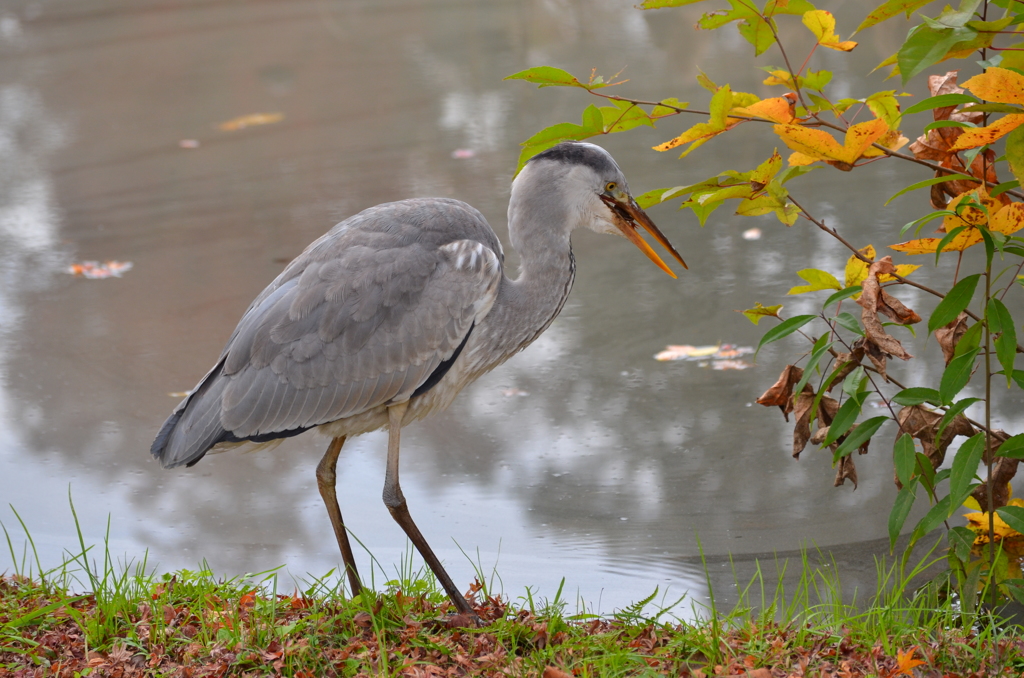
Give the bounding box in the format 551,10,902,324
67,261,134,279
711,359,753,370
218,112,284,131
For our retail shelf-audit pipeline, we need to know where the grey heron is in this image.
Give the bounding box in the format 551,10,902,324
151,141,685,616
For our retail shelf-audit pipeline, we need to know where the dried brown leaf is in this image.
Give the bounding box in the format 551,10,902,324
756,365,804,421
896,405,975,477
934,313,969,366
834,456,858,489
827,345,865,391
857,257,913,362
971,433,1019,510
792,391,815,458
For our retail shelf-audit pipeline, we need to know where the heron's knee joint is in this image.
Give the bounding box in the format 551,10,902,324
382,486,406,510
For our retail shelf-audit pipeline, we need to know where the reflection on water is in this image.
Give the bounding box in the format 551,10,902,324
1,0,1022,614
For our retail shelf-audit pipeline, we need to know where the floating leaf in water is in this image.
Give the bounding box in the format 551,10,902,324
218,112,284,131
451,148,475,159
67,261,133,279
178,139,200,148
711,359,753,370
501,388,529,397
655,343,754,362
742,227,761,240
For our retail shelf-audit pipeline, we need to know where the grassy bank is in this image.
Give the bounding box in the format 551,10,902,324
3,535,1024,677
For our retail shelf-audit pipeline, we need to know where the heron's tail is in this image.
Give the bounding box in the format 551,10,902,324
150,363,230,468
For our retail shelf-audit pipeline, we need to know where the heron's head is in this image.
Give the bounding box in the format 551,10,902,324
514,141,686,277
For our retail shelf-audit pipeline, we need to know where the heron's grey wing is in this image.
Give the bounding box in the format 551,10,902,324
219,237,501,435
154,206,502,468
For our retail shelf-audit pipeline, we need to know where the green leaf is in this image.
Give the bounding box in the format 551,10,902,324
741,302,784,325
928,274,981,334
897,25,977,86
515,105,605,173
894,433,917,486
639,0,706,7
634,186,687,210
901,210,954,236
901,92,980,116
948,432,985,515
939,348,981,405
794,335,835,397
988,297,1018,386
934,225,969,263
923,120,975,133
842,366,868,397
912,495,952,542
833,416,888,461
936,397,981,444
738,15,777,56
888,481,918,550
788,268,843,295
948,525,975,562
885,175,960,206
1007,124,1024,188
599,100,654,133
824,286,862,310
997,505,1024,534
891,387,941,406
756,315,816,355
959,103,1024,114
504,66,583,88
954,321,983,358
835,311,864,336
857,0,938,33
996,433,1024,459
823,393,867,447
991,180,1021,198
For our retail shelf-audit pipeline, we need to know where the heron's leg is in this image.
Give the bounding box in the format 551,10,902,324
316,436,363,598
383,402,475,616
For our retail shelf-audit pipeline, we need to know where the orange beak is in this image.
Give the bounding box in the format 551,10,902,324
600,194,687,278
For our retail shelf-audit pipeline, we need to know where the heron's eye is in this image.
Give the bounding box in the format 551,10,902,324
605,182,617,193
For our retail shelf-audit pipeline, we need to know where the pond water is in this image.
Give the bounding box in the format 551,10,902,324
2,0,1022,615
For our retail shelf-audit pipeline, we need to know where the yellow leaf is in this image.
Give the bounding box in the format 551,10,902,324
787,151,818,166
741,302,783,325
218,112,285,131
964,509,1022,540
961,67,1024,104
750,150,783,186
940,190,998,233
844,245,874,288
861,129,909,157
734,95,797,124
802,10,858,52
950,114,1024,150
763,70,797,88
774,118,888,169
992,202,1024,236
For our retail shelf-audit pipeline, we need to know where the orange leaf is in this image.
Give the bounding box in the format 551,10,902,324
734,95,796,124
889,230,981,255
961,67,1024,104
892,646,926,677
950,114,1024,150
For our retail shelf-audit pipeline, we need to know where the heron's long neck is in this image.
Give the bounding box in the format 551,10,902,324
484,211,576,360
